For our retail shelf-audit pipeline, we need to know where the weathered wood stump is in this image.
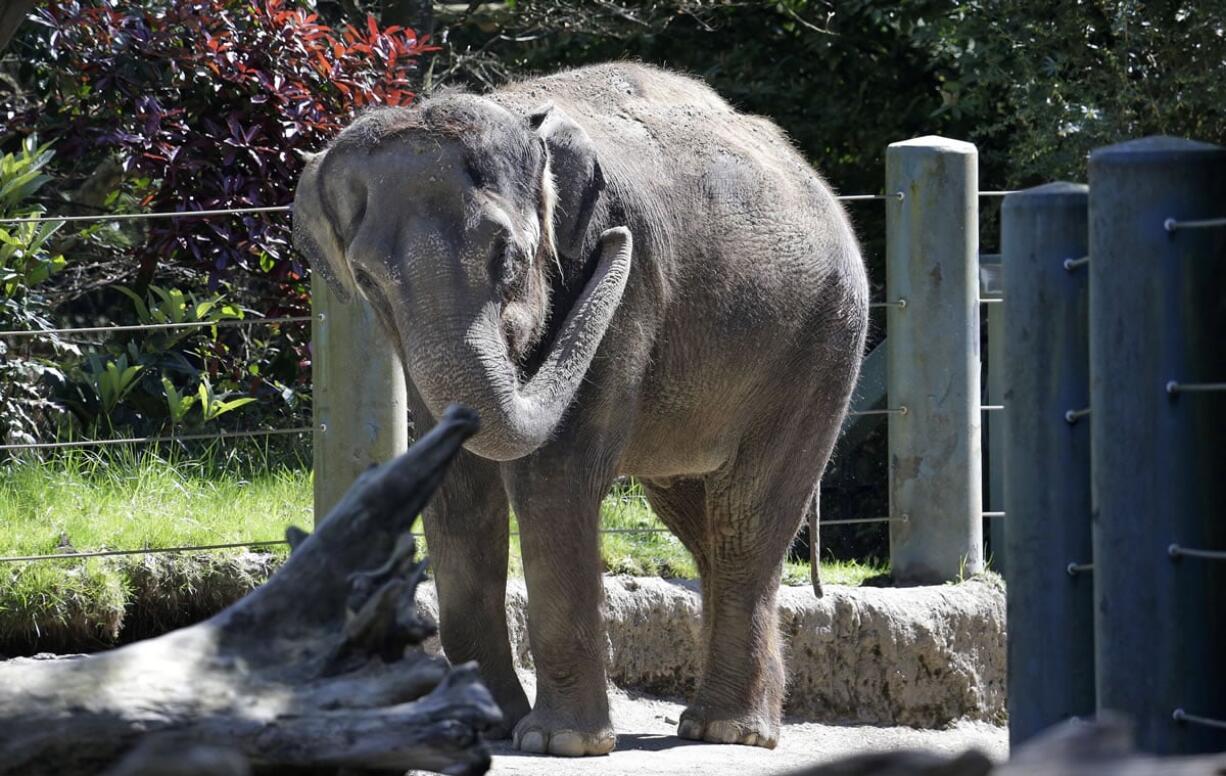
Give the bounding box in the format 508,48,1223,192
0,405,500,776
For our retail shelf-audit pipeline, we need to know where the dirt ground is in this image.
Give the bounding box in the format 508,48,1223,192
479,670,1008,776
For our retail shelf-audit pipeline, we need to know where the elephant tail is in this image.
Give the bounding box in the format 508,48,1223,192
809,493,824,599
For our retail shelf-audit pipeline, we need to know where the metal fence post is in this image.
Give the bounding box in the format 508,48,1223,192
886,136,984,584
311,277,409,523
1089,137,1226,754
1001,183,1094,747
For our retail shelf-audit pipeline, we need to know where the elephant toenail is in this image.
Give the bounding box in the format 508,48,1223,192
518,730,547,753
677,719,704,740
548,731,589,757
707,721,739,744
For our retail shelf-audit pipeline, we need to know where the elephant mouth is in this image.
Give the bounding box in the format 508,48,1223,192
358,283,411,379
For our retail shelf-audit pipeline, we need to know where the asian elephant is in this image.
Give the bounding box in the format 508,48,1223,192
292,62,868,756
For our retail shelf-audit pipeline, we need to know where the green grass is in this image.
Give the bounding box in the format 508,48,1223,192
0,445,312,557
0,447,884,653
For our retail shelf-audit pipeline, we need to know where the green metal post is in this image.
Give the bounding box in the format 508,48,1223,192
885,136,984,584
312,277,408,523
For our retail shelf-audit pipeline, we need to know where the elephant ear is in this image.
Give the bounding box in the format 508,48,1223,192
529,104,606,260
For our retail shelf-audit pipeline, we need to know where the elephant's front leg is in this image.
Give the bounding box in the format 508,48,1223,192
509,475,614,757
421,444,528,738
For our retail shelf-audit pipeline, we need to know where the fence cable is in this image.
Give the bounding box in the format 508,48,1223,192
0,540,291,563
1065,407,1091,424
848,406,908,417
1166,381,1226,395
869,299,907,309
0,189,1019,227
1173,709,1226,731
1168,544,1226,562
0,426,312,451
1163,216,1226,232
0,526,702,564
822,515,906,526
836,193,905,202
0,316,312,340
0,204,291,226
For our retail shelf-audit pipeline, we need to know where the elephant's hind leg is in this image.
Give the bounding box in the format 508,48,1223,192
679,390,850,748
676,470,795,749
420,440,528,738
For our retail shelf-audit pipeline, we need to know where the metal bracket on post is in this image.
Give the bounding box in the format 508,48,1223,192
885,136,984,584
311,275,409,524
1001,182,1094,747
1089,137,1226,754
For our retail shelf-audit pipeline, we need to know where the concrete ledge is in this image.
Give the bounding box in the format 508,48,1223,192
4,558,1004,729
417,575,1006,728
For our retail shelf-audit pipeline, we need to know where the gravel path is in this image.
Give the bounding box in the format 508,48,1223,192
484,671,1008,776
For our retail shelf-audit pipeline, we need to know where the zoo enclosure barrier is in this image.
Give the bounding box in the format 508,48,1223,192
0,136,1026,583
0,182,959,566
1002,137,1226,755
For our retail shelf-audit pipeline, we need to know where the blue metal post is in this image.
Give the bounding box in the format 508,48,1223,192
1001,183,1094,746
1089,137,1226,754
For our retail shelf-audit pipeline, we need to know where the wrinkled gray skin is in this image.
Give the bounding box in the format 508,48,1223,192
293,63,867,757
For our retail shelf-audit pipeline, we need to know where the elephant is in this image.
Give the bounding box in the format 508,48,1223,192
292,62,868,757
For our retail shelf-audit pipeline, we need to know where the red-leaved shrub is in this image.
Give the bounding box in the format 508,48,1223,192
23,0,437,289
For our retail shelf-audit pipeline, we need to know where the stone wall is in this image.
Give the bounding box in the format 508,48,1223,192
417,575,1007,728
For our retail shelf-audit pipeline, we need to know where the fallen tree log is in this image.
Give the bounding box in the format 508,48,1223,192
0,405,500,776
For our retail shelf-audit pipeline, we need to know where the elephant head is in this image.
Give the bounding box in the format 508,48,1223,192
292,96,631,461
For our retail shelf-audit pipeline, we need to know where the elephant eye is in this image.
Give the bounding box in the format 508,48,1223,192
353,266,378,292
488,235,511,286
464,160,489,190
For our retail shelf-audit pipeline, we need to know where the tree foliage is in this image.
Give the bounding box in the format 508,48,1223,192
439,0,1226,202
929,1,1226,185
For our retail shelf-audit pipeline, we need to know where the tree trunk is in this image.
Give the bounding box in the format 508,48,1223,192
0,405,500,776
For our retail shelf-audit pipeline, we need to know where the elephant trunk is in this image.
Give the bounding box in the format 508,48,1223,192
406,227,632,461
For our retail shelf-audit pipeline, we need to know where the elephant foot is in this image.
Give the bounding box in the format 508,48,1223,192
677,704,779,749
512,710,616,757
485,691,532,740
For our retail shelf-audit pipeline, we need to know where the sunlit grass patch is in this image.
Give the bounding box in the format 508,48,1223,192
0,449,886,653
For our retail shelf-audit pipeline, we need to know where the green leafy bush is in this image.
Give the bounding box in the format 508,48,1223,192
0,138,72,445
55,284,277,434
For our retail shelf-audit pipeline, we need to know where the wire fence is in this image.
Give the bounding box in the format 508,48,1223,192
0,187,1019,567
0,315,311,339
0,204,291,226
